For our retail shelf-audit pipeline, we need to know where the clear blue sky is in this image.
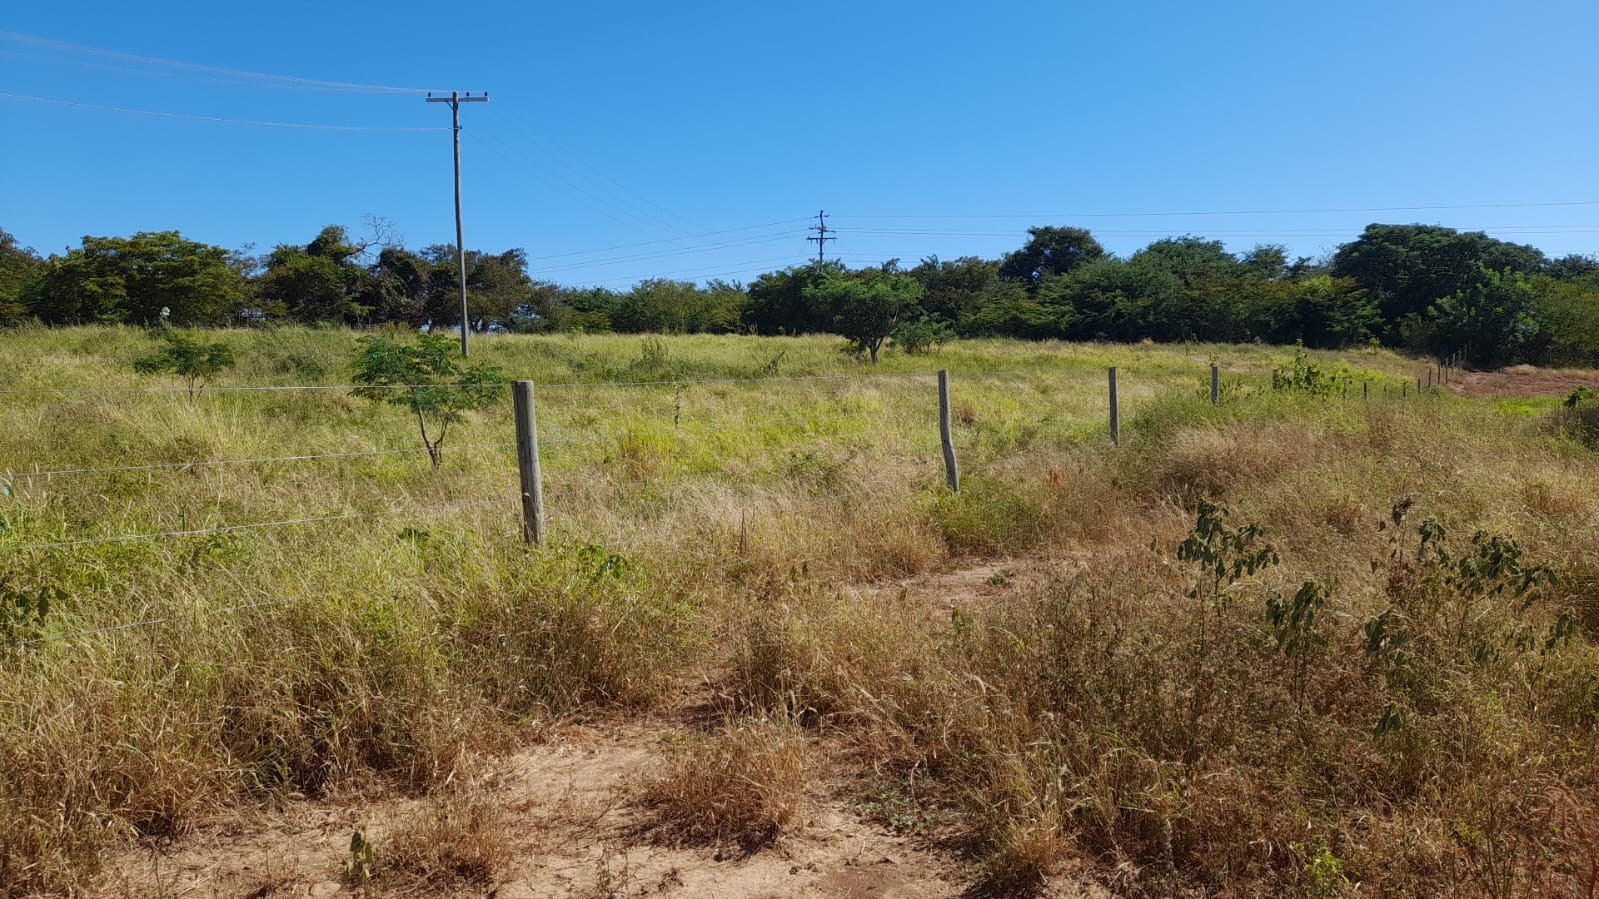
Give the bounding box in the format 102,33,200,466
4,0,1597,288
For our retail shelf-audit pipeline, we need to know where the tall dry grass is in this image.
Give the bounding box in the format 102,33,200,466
0,326,1591,895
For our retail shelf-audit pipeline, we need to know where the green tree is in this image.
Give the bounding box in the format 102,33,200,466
1528,275,1599,366
0,228,45,324
350,332,507,466
803,271,925,363
998,226,1106,290
257,226,372,324
746,262,842,335
1330,224,1546,339
1043,256,1184,341
1429,268,1540,368
32,231,249,325
133,330,237,401
611,278,746,333
463,248,536,332
910,255,1001,324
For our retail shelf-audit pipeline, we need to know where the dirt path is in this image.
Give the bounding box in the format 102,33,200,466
93,560,1115,898
1448,365,1599,398
95,720,970,898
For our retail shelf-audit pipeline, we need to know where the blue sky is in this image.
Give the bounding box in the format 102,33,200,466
3,0,1597,288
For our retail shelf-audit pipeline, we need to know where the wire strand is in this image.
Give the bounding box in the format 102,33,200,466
0,31,444,94
0,498,507,553
2,442,516,481
0,92,446,132
5,598,296,649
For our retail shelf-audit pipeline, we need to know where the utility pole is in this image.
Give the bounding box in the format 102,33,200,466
806,209,835,264
425,90,489,356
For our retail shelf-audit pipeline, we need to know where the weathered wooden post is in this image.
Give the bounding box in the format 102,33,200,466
1210,365,1220,405
1108,366,1120,446
938,370,960,492
513,380,547,546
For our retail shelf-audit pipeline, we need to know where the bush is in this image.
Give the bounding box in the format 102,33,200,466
929,477,1047,555
641,717,809,848
132,329,235,400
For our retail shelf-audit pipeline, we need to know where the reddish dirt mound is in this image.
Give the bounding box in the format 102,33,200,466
1449,366,1599,399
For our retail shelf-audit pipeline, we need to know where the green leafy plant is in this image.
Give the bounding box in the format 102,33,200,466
350,332,507,467
0,575,56,647
1177,499,1279,611
1292,839,1352,898
1270,345,1348,397
891,315,955,354
1266,579,1330,705
342,830,376,884
133,329,236,401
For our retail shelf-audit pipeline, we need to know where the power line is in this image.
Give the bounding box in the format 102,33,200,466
476,134,671,236
1,442,516,481
0,30,441,95
837,225,1599,236
0,92,444,132
499,121,705,235
533,233,803,274
584,255,807,287
522,218,813,262
837,201,1599,220
0,498,507,554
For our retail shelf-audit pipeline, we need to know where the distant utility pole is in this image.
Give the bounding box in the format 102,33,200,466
806,209,835,264
425,90,489,357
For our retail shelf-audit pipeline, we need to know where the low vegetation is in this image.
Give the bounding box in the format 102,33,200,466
0,327,1595,896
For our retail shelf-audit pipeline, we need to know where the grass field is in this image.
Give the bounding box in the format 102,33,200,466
1,326,1596,896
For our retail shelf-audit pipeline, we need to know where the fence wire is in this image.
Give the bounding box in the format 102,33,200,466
0,497,509,553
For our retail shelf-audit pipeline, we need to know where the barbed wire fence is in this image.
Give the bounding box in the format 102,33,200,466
0,360,1450,650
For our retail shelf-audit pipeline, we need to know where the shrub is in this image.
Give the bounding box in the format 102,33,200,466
132,329,235,400
641,717,809,848
929,477,1047,555
350,331,507,466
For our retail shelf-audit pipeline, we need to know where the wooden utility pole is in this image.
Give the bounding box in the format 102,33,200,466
426,90,489,357
806,209,835,263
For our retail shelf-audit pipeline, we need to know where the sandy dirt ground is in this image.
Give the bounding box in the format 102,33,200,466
93,562,1109,899
1446,365,1599,398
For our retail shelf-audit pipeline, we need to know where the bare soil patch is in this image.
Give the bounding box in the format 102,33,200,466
1449,365,1599,398
93,722,972,898
91,561,1121,898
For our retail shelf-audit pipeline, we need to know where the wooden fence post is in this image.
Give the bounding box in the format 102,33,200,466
1210,365,1219,405
938,370,960,492
1363,381,1369,402
1108,366,1120,446
513,380,547,546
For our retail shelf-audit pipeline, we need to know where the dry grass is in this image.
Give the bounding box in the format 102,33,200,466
640,717,810,849
2,327,1595,896
378,781,515,891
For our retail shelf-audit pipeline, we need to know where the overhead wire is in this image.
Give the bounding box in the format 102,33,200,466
0,92,444,132
837,201,1599,220
476,132,674,235
497,119,704,235
0,30,443,94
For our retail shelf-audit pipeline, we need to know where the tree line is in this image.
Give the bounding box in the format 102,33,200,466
2,221,1597,368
